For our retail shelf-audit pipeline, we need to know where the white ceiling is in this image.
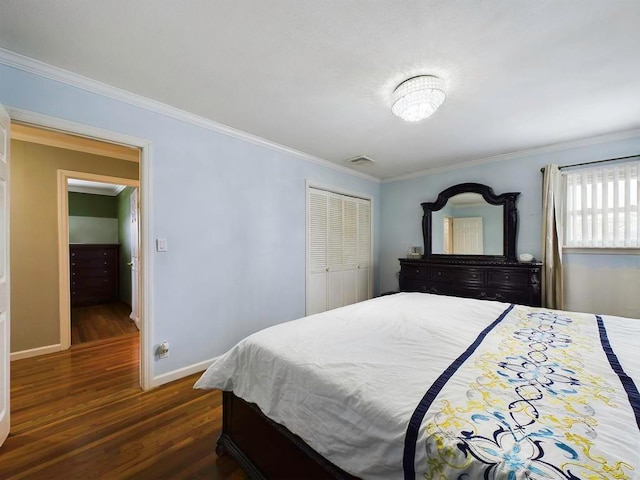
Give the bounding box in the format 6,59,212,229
68,179,126,197
1,1,639,180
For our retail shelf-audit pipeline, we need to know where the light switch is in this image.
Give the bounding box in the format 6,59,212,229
156,238,168,252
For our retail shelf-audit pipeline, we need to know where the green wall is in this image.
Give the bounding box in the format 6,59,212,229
68,192,118,217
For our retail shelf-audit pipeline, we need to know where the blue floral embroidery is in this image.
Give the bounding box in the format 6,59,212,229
418,308,636,480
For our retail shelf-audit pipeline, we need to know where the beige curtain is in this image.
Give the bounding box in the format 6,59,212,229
541,164,564,309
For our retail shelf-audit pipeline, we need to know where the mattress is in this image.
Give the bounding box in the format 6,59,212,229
195,292,640,479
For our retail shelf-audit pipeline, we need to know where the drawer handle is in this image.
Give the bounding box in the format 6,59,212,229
437,271,442,276
104,252,107,256
505,275,510,280
471,274,477,278
104,261,107,265
72,262,75,266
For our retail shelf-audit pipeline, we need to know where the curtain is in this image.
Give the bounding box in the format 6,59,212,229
541,164,565,309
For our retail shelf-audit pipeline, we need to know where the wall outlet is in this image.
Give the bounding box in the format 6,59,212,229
157,341,169,359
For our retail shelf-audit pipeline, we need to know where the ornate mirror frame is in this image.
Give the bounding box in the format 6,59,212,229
421,183,520,261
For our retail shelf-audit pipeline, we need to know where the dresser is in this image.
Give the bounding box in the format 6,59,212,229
399,258,542,307
70,244,119,307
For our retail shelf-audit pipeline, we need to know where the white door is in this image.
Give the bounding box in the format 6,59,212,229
356,199,371,302
341,198,358,306
306,187,372,314
307,189,328,315
453,217,483,254
326,194,344,310
129,188,139,325
0,103,11,446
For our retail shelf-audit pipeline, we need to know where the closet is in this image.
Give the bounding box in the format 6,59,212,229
306,187,372,315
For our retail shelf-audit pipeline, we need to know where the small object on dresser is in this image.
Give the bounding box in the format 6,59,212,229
519,253,534,262
407,246,422,259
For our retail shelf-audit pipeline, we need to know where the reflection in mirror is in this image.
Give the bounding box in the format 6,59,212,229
432,193,504,255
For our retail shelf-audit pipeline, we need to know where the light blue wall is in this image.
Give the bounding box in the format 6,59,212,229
380,135,640,293
0,64,381,376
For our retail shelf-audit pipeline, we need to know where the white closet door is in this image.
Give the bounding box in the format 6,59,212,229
306,189,329,315
341,198,358,306
306,187,372,315
327,194,344,310
356,199,371,302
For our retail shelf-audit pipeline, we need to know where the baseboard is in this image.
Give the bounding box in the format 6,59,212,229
151,356,219,388
131,315,140,330
11,343,62,361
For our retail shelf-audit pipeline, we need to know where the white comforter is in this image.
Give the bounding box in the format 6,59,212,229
195,293,640,479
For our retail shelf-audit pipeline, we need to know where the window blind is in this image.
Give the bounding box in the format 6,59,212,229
565,161,639,248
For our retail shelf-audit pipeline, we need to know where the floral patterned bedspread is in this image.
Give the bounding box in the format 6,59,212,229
403,305,640,480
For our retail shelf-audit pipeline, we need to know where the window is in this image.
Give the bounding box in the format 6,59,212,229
564,161,639,248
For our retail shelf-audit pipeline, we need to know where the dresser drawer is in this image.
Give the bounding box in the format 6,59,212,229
402,278,454,296
71,276,115,288
72,266,116,278
70,247,118,260
487,270,530,287
457,286,533,305
431,267,484,284
71,257,117,269
401,264,429,278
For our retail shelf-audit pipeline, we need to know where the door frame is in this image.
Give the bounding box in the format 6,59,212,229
8,107,153,390
58,170,140,346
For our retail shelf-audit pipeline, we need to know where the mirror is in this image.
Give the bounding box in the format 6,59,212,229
432,193,504,255
422,183,520,261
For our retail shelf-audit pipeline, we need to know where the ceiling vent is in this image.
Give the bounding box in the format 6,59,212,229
346,155,375,166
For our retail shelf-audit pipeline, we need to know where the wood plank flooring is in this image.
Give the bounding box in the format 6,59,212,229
0,333,246,479
71,301,139,345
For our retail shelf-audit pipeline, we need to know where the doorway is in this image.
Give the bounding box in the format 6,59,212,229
65,178,140,345
9,116,151,390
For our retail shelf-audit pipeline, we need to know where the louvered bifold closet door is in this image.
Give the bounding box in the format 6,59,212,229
307,189,329,315
341,198,359,306
356,199,371,302
306,187,373,315
327,194,344,310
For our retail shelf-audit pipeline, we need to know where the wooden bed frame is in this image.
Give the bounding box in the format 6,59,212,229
216,391,360,479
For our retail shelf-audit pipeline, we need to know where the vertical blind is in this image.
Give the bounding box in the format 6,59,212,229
565,161,639,247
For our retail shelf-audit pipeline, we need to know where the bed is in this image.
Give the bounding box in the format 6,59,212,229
195,292,640,479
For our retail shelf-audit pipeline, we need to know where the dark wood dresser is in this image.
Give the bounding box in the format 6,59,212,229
399,258,542,307
70,244,119,307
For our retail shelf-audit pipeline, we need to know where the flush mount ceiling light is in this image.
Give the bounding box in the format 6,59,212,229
391,75,446,122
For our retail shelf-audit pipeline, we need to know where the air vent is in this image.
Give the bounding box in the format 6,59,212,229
346,155,375,166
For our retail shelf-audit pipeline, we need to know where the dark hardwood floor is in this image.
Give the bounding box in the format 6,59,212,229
71,301,139,345
1,333,246,479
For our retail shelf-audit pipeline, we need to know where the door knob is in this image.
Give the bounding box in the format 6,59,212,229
127,262,134,266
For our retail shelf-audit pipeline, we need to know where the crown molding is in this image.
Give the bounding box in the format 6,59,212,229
68,180,127,196
382,128,640,183
0,47,380,184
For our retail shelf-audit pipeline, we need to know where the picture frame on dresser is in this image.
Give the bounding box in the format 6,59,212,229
399,182,542,307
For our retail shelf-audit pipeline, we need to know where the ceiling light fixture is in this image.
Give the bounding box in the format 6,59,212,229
391,75,446,122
